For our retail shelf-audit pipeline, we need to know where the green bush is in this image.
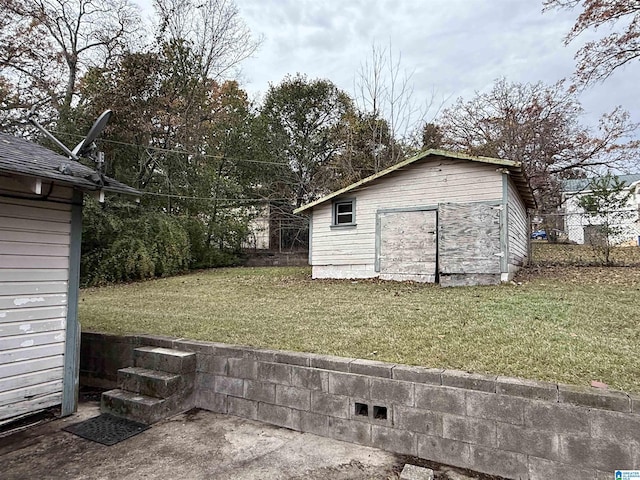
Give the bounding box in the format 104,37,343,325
81,199,246,286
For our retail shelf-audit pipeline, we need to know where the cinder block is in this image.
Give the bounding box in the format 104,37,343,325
227,357,258,379
195,388,227,413
350,359,394,378
392,365,443,385
416,434,470,468
370,378,414,406
590,408,640,444
299,411,328,436
249,348,278,363
329,371,370,398
197,354,228,375
469,445,528,479
227,397,258,420
140,334,178,349
311,391,349,419
414,384,465,415
257,362,292,385
496,376,558,402
393,405,442,436
629,393,640,414
442,370,496,392
275,351,310,366
257,403,300,431
371,425,417,456
134,346,196,374
244,380,276,404
528,456,595,480
559,384,630,412
561,435,636,472
466,391,525,425
196,372,215,390
308,353,354,372
496,422,558,460
214,376,244,396
172,339,215,353
211,343,247,358
327,416,371,445
525,401,589,434
442,414,496,447
275,385,311,410
118,367,185,399
291,366,328,391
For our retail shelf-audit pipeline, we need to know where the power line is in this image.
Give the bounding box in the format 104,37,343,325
49,130,287,167
141,191,290,202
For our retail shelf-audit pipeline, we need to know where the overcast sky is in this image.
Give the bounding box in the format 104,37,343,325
137,0,640,140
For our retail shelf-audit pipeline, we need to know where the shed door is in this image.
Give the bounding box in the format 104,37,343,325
378,210,437,281
438,203,501,275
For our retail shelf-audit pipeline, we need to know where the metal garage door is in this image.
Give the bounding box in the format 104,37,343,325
377,210,437,282
438,203,502,286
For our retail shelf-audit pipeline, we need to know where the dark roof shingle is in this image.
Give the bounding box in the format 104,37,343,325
0,133,139,196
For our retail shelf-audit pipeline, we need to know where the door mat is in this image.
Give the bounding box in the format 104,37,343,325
63,414,149,446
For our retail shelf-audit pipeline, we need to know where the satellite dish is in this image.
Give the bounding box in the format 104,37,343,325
72,110,112,158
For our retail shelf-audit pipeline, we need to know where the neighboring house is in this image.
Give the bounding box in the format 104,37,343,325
562,174,640,246
294,149,535,287
0,133,138,425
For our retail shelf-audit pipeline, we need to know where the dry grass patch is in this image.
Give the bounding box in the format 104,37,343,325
80,264,640,394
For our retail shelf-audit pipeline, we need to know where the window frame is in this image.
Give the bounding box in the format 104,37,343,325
331,198,356,227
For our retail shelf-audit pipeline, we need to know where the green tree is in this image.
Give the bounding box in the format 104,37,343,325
577,173,634,265
258,74,353,207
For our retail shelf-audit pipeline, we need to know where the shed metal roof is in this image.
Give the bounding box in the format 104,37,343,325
0,133,139,196
293,149,535,213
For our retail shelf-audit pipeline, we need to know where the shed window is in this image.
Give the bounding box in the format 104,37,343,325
333,200,355,226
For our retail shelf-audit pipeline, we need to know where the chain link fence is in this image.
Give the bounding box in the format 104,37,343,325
531,210,640,266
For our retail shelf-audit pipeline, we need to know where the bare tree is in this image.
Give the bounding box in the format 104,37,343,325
544,0,640,85
436,78,639,211
353,41,442,170
153,0,261,81
0,0,141,127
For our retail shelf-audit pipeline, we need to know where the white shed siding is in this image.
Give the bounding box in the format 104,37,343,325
507,176,529,268
311,159,503,275
0,177,71,422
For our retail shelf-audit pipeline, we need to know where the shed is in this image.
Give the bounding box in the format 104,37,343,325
0,133,138,425
294,149,535,287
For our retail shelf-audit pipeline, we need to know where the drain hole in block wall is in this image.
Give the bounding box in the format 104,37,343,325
355,402,368,417
373,406,387,420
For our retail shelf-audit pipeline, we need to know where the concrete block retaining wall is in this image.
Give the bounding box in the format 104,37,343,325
80,332,640,479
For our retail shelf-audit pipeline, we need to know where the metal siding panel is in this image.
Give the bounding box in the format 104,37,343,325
0,241,69,257
0,255,69,269
0,229,70,245
0,392,62,423
0,343,66,365
0,318,65,337
0,379,63,407
0,330,66,350
0,281,68,296
0,202,72,223
0,269,69,281
0,356,65,379
0,216,71,234
0,306,67,323
0,367,64,392
0,294,67,310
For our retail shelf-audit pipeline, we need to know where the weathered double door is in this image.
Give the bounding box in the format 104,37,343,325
377,203,502,285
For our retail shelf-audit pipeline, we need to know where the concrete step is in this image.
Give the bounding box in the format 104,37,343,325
101,389,168,424
133,347,196,374
118,367,193,399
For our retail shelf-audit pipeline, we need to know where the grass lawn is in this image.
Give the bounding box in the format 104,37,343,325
79,256,640,394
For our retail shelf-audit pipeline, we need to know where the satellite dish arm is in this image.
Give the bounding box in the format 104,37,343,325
27,108,79,160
